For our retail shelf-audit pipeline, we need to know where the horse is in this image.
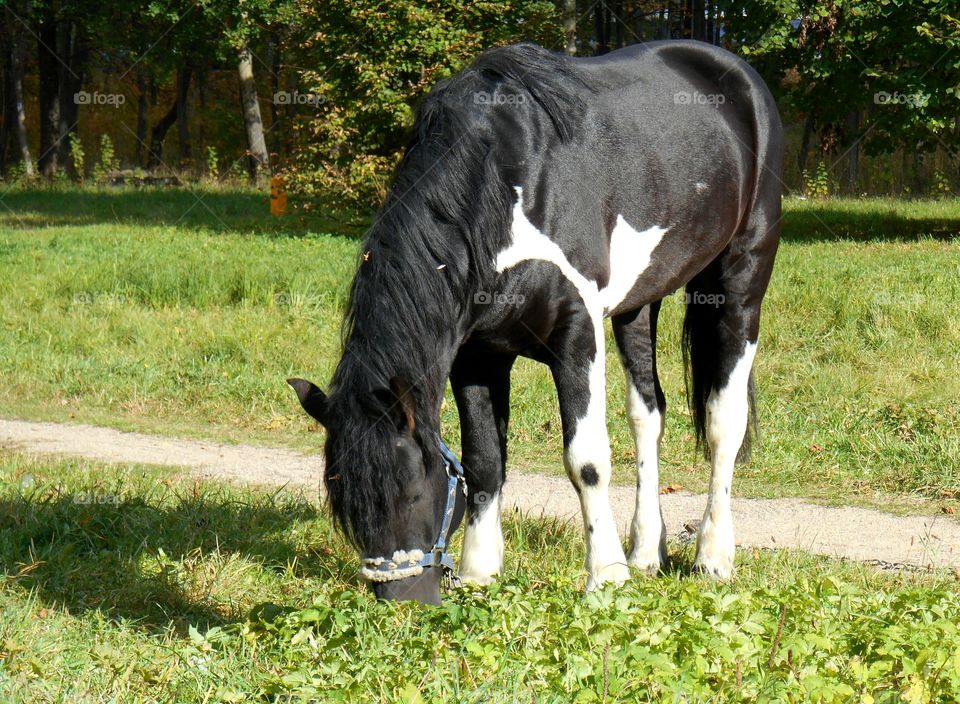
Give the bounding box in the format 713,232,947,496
289,39,783,605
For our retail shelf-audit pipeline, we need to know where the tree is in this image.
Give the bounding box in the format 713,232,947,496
1,2,35,176
236,44,269,181
724,0,960,188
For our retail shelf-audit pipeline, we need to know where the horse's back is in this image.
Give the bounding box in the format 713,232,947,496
515,41,783,312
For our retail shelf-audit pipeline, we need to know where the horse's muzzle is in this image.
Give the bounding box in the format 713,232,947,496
371,567,442,605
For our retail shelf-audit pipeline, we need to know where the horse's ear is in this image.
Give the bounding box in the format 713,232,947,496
287,378,328,426
389,377,417,433
366,378,417,433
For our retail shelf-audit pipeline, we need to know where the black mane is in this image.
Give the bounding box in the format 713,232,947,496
323,43,588,548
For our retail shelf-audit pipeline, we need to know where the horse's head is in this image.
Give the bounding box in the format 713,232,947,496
287,376,465,605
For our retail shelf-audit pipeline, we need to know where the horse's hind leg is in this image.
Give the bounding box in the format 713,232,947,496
450,347,515,585
549,309,629,590
685,177,781,579
612,302,667,575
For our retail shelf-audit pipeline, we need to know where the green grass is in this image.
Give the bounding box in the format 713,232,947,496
2,451,959,702
1,184,959,509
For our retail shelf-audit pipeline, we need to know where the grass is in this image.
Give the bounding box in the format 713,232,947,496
1,184,959,510
2,451,959,702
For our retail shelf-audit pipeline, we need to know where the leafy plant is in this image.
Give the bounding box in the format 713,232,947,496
206,146,220,181
68,133,86,184
93,134,120,183
803,160,832,198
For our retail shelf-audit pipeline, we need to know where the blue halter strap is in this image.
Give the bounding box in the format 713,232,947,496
359,435,466,581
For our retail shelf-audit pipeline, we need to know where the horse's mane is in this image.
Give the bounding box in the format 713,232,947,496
325,43,588,548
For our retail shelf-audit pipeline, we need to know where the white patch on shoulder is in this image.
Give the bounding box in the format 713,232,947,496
599,215,667,314
496,188,601,312
496,187,667,317
695,182,710,194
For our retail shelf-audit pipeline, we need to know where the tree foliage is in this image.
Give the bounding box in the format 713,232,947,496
0,0,957,200
282,0,561,207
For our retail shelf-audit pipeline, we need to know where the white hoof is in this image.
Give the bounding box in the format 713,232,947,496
585,562,630,591
693,542,735,579
627,528,668,576
457,571,499,587
694,512,735,579
628,548,667,577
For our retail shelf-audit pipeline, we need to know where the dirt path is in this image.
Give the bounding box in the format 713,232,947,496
3,417,959,570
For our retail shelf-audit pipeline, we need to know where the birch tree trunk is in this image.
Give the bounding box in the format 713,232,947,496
237,44,269,184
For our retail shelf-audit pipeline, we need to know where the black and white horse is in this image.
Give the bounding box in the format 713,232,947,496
289,40,782,605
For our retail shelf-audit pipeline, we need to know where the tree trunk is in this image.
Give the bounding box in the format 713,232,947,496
798,114,814,178
56,20,84,176
632,0,644,43
37,14,60,177
845,110,860,195
693,0,705,41
237,44,269,183
134,69,148,166
147,69,190,170
613,0,624,49
705,0,715,45
2,6,33,176
175,66,190,166
594,1,607,54
147,99,178,170
562,0,577,56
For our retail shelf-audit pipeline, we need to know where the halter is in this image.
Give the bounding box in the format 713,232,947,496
359,436,466,583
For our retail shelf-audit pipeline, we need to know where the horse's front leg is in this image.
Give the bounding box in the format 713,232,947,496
450,346,515,585
549,311,630,590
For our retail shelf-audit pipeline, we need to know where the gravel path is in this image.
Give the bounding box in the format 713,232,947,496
3,417,959,569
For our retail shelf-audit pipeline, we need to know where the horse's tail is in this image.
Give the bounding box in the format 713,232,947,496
681,298,758,462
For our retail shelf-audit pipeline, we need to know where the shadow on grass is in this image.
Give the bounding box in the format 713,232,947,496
3,187,958,243
0,187,370,238
0,486,354,633
781,201,960,243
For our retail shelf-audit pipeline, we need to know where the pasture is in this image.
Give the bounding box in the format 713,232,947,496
1,186,959,507
2,451,960,701
2,185,960,700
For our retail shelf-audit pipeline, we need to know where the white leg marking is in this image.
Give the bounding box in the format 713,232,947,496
565,352,630,591
459,492,504,585
624,381,667,575
497,187,668,590
694,342,757,579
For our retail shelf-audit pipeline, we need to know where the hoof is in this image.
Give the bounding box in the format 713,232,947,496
628,557,665,577
627,544,667,577
457,572,499,587
586,562,630,591
692,554,734,580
